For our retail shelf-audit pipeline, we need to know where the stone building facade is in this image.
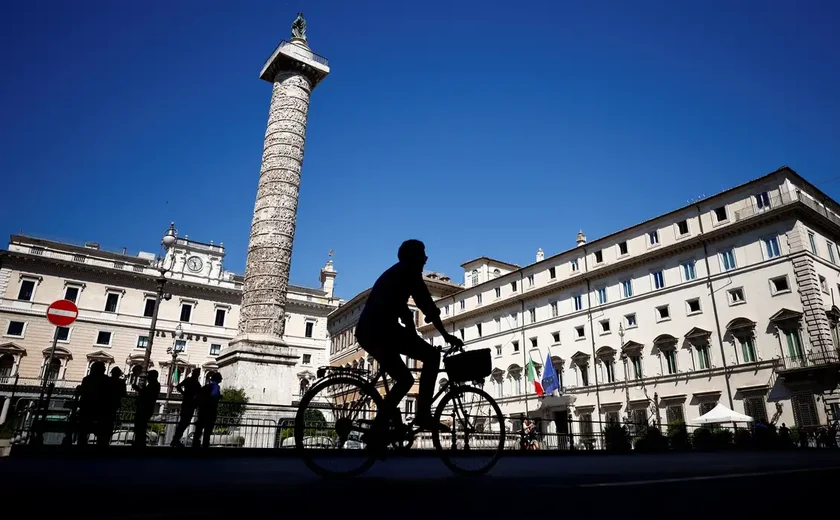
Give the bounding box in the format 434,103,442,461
0,228,339,424
418,166,840,443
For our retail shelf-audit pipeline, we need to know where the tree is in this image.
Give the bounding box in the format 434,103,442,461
215,388,248,434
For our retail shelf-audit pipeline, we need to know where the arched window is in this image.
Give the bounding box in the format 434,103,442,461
507,365,522,395
129,365,143,385
0,354,15,380
471,269,479,286
493,269,501,279
42,358,61,381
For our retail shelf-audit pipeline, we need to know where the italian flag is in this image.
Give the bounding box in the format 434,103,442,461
526,356,544,396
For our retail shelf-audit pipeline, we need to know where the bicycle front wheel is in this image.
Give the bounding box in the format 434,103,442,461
432,385,505,476
294,376,381,478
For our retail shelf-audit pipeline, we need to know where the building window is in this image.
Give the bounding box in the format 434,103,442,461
764,237,780,259
511,281,518,292
495,345,502,356
528,308,536,323
17,279,36,301
527,275,535,287
677,220,689,236
471,270,479,286
720,249,736,271
666,404,685,424
573,295,583,311
820,275,828,293
696,344,711,369
594,250,603,263
530,337,538,349
174,339,186,353
56,327,70,342
682,261,696,281
656,305,670,322
580,366,589,386
302,354,312,364
575,326,585,339
512,340,520,353
551,332,560,343
625,313,637,328
493,269,501,278
828,242,837,264
214,308,226,327
652,270,665,290
728,287,746,305
136,336,149,350
495,287,501,298
744,396,768,424
755,191,770,209
740,337,756,363
604,360,615,382
548,267,556,279
630,355,643,379
96,331,112,346
477,294,482,305
459,329,464,340
104,292,120,313
511,313,518,326
649,231,659,245
714,206,728,222
618,241,628,255
621,280,633,298
476,323,483,337
210,344,221,356
808,232,818,255
785,330,804,359
550,301,558,317
570,259,579,272
64,285,80,303
143,298,156,318
5,321,25,338
459,300,465,310
305,322,314,338
597,287,607,305
770,276,790,295
495,317,501,332
686,298,701,315
663,350,677,374
179,303,193,322
444,305,448,316
699,401,717,415
600,319,611,334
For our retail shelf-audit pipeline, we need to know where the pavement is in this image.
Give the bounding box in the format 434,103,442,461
2,450,838,518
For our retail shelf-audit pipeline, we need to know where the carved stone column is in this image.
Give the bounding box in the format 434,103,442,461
218,16,330,407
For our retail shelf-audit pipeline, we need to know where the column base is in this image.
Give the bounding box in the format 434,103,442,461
217,334,301,407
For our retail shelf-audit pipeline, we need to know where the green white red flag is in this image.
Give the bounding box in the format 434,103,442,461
526,356,544,396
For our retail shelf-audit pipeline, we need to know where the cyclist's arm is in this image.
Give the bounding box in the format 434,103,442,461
410,273,460,345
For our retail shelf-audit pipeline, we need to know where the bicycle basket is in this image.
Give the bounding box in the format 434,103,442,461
443,348,492,383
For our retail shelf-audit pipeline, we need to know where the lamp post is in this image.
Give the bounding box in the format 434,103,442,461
140,223,178,387
166,324,184,401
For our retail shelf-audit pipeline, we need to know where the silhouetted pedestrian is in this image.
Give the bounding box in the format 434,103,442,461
132,370,160,447
171,368,201,447
97,367,126,446
77,361,109,446
192,372,222,449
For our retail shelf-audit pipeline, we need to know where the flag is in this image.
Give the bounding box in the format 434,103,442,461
173,366,179,387
541,351,560,395
526,356,544,396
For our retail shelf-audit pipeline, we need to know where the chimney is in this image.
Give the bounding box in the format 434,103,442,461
536,248,544,262
121,247,127,255
84,242,100,250
576,230,587,247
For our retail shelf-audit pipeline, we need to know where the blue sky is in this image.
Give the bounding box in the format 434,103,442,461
2,1,839,300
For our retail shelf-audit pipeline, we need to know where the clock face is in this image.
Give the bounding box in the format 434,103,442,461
186,256,203,272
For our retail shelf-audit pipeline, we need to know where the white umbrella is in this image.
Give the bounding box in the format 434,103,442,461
689,403,754,425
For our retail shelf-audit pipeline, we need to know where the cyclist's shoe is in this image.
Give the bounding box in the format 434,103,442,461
413,416,451,433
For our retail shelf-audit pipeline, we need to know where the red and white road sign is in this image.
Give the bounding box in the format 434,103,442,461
46,299,79,327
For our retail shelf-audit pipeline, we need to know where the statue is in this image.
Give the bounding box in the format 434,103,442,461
291,12,307,41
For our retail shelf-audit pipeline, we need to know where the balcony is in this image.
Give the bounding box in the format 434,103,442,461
776,350,840,390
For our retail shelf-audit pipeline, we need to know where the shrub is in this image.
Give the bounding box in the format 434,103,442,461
692,427,713,450
604,423,631,453
711,427,733,448
634,426,668,453
667,421,691,451
733,428,752,448
753,424,778,449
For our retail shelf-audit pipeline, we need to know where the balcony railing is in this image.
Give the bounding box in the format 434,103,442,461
777,350,840,371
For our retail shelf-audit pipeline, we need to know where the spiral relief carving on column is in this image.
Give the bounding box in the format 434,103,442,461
239,70,313,339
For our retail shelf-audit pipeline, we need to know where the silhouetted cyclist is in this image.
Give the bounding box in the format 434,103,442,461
355,239,463,448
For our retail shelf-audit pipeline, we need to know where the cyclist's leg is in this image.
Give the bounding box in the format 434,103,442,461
366,342,414,434
397,335,441,427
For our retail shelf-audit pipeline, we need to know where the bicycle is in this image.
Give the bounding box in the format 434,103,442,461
294,344,505,477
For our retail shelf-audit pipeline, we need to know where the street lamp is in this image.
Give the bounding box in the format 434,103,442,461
140,223,178,387
166,324,185,401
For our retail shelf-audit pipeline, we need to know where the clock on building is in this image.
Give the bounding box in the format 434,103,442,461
187,256,203,272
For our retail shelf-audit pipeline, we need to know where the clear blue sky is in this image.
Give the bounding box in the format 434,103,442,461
2,1,839,300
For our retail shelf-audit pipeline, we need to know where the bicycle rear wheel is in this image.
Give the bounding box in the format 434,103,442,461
432,385,505,476
294,376,380,478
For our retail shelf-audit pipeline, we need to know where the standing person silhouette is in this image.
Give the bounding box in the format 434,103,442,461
355,239,463,448
171,368,201,447
132,370,160,447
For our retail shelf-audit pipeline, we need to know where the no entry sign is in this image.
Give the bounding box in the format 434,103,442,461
46,299,79,327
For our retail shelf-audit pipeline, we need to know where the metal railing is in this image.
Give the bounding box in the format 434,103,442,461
777,351,840,371
271,40,329,67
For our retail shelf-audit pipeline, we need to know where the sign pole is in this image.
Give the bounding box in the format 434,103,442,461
34,299,80,434
36,326,60,424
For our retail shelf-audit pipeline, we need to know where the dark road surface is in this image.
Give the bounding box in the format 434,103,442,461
2,451,838,518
